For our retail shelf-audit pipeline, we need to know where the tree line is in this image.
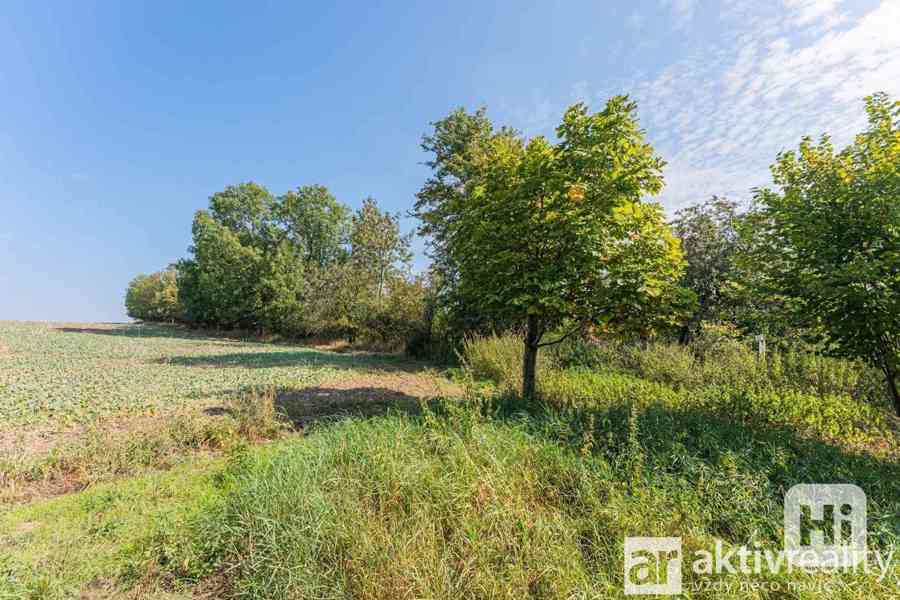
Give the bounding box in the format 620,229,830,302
126,184,423,349
126,92,900,414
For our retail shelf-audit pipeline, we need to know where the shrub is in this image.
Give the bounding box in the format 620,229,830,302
537,368,680,411
549,329,893,411
624,342,701,389
124,269,181,322
768,350,890,407
357,277,428,351
536,367,897,455
696,386,897,452
461,333,555,394
225,386,290,440
547,335,624,371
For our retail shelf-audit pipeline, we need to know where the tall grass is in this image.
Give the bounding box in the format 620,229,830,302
148,400,900,599
464,332,898,455
550,333,890,407
461,333,550,395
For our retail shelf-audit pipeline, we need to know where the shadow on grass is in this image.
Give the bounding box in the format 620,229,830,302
55,323,431,372
54,323,225,342
157,350,425,373
204,386,424,428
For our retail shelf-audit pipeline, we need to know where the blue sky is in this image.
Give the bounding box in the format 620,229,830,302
1,0,897,322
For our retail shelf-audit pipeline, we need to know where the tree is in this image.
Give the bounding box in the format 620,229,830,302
208,182,278,250
277,185,350,269
350,197,412,304
125,273,159,321
175,182,353,335
153,268,181,322
416,97,685,398
124,269,181,322
257,241,307,335
670,196,740,342
746,93,900,415
415,108,520,338
177,211,264,329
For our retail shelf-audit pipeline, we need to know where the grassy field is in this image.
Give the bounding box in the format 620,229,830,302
0,321,453,503
2,323,899,599
0,321,426,427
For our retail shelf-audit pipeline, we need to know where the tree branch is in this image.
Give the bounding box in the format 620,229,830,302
535,322,586,348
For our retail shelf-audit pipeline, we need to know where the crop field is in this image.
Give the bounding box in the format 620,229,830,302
0,321,425,427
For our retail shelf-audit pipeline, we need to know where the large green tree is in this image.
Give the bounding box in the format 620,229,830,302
177,210,265,329
176,182,352,334
417,97,685,397
277,185,350,268
746,93,900,415
670,196,741,342
415,108,519,336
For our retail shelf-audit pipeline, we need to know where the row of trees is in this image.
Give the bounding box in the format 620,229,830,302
126,184,423,347
126,93,900,414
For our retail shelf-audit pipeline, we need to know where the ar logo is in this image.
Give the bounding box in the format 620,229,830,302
784,484,867,568
623,537,682,596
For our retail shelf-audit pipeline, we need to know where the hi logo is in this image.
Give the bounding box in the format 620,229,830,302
784,484,867,568
623,537,682,595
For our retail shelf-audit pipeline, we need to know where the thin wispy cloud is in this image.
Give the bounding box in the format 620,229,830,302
511,1,899,214
784,0,847,27
634,0,900,211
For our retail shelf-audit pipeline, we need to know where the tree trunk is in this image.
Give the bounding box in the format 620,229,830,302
878,347,900,417
886,364,900,418
522,314,540,399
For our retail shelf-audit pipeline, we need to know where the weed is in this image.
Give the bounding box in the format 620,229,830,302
224,386,290,440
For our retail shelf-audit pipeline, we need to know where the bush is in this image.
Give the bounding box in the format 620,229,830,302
550,329,893,410
547,335,624,371
225,386,290,440
357,277,428,351
461,333,524,389
696,386,895,449
461,333,558,395
124,269,181,322
536,367,897,455
768,350,890,408
625,342,701,389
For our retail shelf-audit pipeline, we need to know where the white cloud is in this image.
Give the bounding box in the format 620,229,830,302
630,0,900,212
505,1,899,215
783,0,845,27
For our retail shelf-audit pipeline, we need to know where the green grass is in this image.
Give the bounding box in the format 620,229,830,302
3,325,899,599
0,321,413,426
9,400,893,599
0,454,223,599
